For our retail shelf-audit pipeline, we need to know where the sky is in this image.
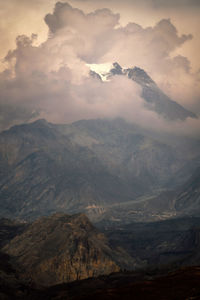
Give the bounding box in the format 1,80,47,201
0,0,200,135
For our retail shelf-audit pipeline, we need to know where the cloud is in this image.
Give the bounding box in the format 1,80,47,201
0,1,199,137
150,0,200,8
101,18,192,66
75,0,200,8
0,0,55,64
45,2,119,34
44,2,120,62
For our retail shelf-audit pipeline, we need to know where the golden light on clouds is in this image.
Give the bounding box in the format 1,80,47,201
0,0,55,64
0,0,199,75
0,0,199,133
1,0,199,71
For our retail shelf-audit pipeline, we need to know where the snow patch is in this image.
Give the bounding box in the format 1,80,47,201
86,63,113,81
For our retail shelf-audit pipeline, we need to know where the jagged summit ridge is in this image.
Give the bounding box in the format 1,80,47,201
124,66,156,86
110,62,123,75
88,62,155,86
89,62,197,120
110,62,155,86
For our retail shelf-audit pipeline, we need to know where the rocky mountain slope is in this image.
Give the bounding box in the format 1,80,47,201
103,216,200,268
3,213,138,286
175,167,200,215
0,218,27,248
2,214,200,288
1,214,200,298
92,62,197,121
92,165,200,225
0,118,195,221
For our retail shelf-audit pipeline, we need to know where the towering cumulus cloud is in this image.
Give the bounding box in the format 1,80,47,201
0,1,199,136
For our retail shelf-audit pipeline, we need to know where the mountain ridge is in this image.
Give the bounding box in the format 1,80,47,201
90,62,197,121
0,117,193,221
2,213,139,286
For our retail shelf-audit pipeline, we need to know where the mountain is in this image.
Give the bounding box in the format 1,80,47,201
91,62,197,121
2,213,140,286
94,163,200,225
175,167,200,215
0,118,140,219
1,215,200,299
103,216,200,268
1,215,200,298
0,118,194,221
0,218,27,248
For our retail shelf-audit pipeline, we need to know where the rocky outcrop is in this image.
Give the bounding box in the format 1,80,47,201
3,213,120,286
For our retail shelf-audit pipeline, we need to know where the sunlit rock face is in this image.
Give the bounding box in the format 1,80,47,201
3,213,120,286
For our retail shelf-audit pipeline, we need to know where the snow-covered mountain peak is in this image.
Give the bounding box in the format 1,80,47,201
86,63,113,81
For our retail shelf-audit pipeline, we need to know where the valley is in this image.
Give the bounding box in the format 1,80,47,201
0,118,199,223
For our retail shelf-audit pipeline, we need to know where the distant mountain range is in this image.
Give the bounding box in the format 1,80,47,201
0,118,199,221
90,62,197,121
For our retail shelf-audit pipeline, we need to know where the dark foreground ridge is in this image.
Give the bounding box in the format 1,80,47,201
1,214,200,299
41,267,200,300
1,263,200,299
